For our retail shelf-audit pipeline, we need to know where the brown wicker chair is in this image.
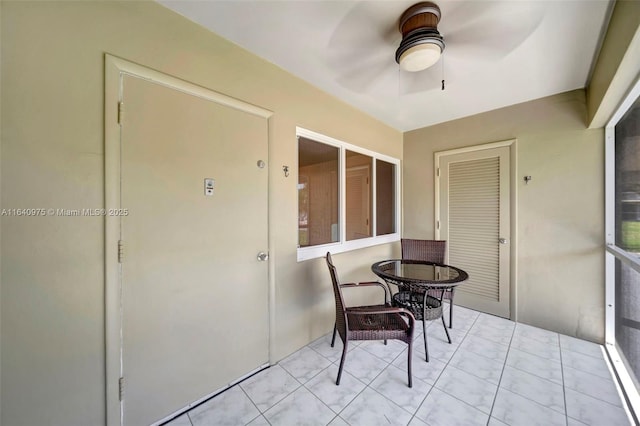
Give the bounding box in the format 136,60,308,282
401,239,455,328
326,252,415,387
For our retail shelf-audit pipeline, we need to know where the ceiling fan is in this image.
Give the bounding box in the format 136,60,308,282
395,2,445,73
326,0,544,95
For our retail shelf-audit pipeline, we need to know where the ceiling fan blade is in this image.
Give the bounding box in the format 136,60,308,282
332,49,392,93
325,1,414,94
442,1,545,60
398,69,442,95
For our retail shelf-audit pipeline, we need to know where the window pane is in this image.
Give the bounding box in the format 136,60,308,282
615,259,640,388
615,98,640,253
346,150,372,241
376,159,396,236
298,137,339,247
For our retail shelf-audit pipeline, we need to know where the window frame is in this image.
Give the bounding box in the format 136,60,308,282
296,127,401,261
604,74,640,422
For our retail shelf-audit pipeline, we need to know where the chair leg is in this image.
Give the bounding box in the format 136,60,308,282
449,300,453,328
407,339,413,388
422,320,429,362
336,340,348,385
442,315,452,344
331,323,337,347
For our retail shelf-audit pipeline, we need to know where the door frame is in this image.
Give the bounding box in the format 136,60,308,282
434,139,518,320
104,54,274,426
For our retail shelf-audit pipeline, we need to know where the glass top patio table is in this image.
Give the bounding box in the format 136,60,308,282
371,259,469,290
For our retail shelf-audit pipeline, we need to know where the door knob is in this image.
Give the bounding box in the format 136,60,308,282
257,252,269,261
498,238,508,244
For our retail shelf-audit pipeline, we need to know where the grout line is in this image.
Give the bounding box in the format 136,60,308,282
557,340,569,426
408,310,481,425
237,385,268,426
485,316,517,426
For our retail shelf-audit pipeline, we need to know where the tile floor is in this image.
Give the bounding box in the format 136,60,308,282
165,305,633,426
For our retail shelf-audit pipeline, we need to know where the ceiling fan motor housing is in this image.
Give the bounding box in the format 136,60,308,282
396,2,445,70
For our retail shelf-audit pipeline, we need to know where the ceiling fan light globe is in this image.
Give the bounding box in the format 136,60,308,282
399,43,441,72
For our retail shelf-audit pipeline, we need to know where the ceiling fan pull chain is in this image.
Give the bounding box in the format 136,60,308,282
441,53,445,91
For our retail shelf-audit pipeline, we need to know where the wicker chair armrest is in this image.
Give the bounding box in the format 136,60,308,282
345,306,415,329
340,281,389,305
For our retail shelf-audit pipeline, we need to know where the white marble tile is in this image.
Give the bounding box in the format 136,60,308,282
487,417,510,426
414,331,458,362
453,304,480,320
165,413,192,426
505,347,563,385
450,304,480,321
561,349,612,380
513,323,559,346
458,334,509,362
563,365,623,407
448,349,505,384
491,387,566,426
309,332,359,363
448,312,476,331
188,386,260,426
443,323,470,343
499,366,565,414
567,417,590,426
475,313,516,332
340,387,412,426
559,334,603,359
370,364,432,413
468,324,513,346
240,365,300,412
510,334,561,362
414,388,489,426
342,347,392,384
392,348,447,384
263,387,336,426
434,366,497,414
328,416,350,426
246,415,270,426
359,339,408,363
408,416,429,426
565,388,631,426
305,364,366,413
279,346,332,383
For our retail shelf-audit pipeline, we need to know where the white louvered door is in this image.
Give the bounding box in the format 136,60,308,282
436,145,511,318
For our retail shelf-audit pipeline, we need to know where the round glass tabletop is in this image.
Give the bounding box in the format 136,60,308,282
371,259,469,288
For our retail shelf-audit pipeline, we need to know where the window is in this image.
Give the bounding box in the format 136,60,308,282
298,137,339,247
297,128,400,260
605,80,640,420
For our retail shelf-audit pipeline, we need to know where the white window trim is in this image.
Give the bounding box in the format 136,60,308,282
604,73,640,424
296,127,401,261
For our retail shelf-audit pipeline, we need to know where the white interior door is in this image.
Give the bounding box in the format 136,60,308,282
118,73,270,425
436,144,511,318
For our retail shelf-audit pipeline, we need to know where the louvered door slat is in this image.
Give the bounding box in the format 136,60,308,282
449,157,500,301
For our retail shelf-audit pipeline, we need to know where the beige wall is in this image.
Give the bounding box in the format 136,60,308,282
403,89,605,342
0,1,401,425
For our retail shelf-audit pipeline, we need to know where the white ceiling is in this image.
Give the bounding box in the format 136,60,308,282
159,0,612,132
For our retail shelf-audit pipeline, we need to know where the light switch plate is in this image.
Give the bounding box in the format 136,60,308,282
204,178,215,196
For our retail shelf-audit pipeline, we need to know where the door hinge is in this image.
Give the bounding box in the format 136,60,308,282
117,102,124,125
437,220,440,230
118,240,124,263
436,168,440,177
119,377,124,401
